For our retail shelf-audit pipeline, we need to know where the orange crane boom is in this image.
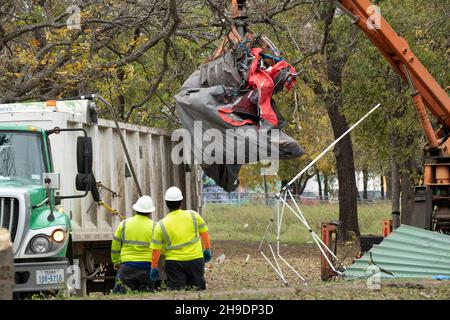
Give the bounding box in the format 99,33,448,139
337,0,450,231
219,0,450,144
338,0,450,148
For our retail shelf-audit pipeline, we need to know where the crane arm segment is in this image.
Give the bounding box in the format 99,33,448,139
337,0,450,139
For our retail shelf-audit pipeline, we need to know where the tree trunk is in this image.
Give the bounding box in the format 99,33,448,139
385,171,392,200
293,173,314,196
316,170,323,200
116,69,126,120
323,173,329,200
325,55,359,239
293,180,298,195
380,174,385,200
333,124,360,239
299,175,311,195
362,166,369,200
391,160,400,213
263,174,269,206
0,228,14,300
400,158,416,225
304,2,359,239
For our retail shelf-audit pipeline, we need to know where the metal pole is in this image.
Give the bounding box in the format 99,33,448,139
280,103,381,193
94,95,143,197
263,174,269,206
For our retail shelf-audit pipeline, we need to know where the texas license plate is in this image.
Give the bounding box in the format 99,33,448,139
36,269,65,285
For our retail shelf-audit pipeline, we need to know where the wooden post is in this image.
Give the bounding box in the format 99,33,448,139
321,223,338,281
0,228,14,300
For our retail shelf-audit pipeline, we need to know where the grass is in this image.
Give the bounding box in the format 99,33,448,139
68,280,450,300
56,239,450,301
203,201,391,243
35,200,450,301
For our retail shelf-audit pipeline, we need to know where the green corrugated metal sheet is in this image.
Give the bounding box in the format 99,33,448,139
344,225,450,280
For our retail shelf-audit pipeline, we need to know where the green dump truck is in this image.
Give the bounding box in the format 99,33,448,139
0,99,201,295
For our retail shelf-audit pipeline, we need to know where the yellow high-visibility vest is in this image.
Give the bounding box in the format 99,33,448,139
111,214,154,264
151,209,208,261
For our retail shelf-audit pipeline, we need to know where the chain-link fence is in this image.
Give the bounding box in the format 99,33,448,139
202,191,390,207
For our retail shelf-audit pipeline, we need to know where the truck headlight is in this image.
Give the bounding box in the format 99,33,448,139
52,229,66,243
31,236,51,253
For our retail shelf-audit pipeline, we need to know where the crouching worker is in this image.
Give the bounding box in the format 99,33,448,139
150,186,212,290
111,195,156,293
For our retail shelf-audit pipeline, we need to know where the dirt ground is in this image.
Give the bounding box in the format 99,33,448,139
204,240,323,290
86,240,450,300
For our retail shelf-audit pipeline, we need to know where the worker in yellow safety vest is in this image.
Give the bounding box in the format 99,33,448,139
150,186,211,290
111,195,156,293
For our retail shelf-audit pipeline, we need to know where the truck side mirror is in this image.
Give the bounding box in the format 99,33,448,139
77,136,93,174
51,129,100,204
75,173,100,202
76,136,100,202
75,173,92,192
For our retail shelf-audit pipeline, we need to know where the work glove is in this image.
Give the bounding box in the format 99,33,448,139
203,249,212,263
150,268,159,281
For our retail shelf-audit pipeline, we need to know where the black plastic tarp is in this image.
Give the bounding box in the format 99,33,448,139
174,50,304,192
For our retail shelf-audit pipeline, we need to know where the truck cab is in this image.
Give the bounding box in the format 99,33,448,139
0,125,72,292
0,100,98,294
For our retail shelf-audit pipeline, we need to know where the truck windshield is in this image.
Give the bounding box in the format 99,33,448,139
0,131,46,185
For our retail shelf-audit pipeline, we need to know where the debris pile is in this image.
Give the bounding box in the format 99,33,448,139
175,35,304,191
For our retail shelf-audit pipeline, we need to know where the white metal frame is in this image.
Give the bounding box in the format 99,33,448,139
259,103,382,285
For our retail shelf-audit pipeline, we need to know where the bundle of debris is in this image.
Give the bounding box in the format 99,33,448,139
175,35,304,191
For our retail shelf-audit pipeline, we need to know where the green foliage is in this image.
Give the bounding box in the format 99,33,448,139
1,0,448,191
